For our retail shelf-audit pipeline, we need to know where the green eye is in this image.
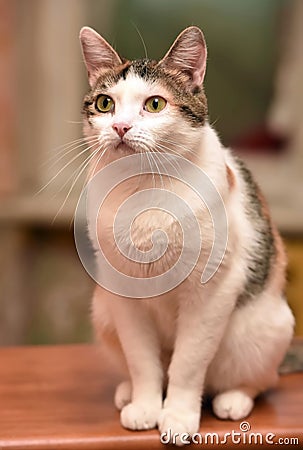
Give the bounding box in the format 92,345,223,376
144,96,167,113
96,95,114,113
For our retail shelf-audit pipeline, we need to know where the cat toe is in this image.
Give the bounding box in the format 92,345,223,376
114,380,132,410
158,407,200,446
120,401,160,430
212,389,254,420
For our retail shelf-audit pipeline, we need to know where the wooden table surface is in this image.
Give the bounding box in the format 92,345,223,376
0,344,302,449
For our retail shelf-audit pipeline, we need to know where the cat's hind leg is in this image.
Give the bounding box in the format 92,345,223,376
206,293,294,421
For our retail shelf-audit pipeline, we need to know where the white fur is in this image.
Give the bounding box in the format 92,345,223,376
212,390,254,420
85,71,294,445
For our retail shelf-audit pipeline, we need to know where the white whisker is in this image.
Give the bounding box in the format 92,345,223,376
152,150,180,193
154,144,184,178
53,145,107,224
158,136,199,157
36,139,100,196
65,120,84,125
131,21,148,60
83,144,108,187
55,145,101,196
149,151,165,190
44,136,100,171
43,135,100,167
44,134,98,159
145,151,156,189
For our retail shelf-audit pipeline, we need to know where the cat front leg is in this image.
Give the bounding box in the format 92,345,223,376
158,287,235,445
110,295,163,431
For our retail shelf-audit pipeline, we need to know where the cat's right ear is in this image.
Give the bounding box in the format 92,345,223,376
79,27,122,86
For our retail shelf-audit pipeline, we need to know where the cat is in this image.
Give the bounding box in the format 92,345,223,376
79,26,294,445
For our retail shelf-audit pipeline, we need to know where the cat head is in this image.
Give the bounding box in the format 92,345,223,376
80,26,208,158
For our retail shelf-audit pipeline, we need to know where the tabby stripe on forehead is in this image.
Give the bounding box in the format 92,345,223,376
121,66,130,80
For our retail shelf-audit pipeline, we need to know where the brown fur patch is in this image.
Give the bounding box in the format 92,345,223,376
256,186,287,295
235,159,277,306
255,186,272,223
270,224,287,294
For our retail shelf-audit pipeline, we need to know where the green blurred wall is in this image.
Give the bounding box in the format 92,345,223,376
88,0,285,144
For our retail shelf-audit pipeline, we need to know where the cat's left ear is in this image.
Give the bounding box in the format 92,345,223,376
159,26,207,89
79,27,122,86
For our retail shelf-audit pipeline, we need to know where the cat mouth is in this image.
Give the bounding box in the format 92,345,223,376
117,142,132,151
116,141,139,153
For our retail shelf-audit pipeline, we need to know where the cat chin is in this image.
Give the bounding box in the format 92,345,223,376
115,142,142,154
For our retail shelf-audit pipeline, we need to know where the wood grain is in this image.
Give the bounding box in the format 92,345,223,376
0,344,302,449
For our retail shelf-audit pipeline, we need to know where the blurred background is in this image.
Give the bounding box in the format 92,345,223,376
0,0,302,345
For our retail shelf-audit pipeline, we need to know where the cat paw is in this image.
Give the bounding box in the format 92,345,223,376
212,390,254,420
158,407,200,446
120,401,161,430
114,380,132,410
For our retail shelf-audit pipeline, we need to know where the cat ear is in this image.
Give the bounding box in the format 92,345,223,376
79,27,122,86
159,26,207,89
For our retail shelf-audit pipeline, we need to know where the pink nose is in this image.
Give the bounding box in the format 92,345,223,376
112,122,132,138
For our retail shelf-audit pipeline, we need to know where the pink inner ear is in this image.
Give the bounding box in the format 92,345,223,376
80,27,122,86
159,27,207,88
191,43,207,86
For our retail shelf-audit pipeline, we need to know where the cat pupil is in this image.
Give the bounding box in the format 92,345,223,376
153,98,159,110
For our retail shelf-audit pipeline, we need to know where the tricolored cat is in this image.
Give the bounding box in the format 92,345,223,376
79,26,294,445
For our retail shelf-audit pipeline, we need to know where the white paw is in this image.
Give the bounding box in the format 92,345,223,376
120,401,161,430
114,380,132,410
158,407,200,446
213,390,254,420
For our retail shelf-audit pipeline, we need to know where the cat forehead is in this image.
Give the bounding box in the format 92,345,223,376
93,60,165,95
107,71,166,99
